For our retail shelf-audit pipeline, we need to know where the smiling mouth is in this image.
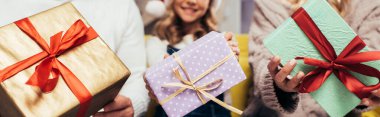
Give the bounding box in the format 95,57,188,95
181,7,198,14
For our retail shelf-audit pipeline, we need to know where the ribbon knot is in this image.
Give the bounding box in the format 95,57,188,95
163,66,224,104
160,52,243,115
292,8,380,99
295,57,345,70
330,61,339,69
329,61,347,70
21,19,94,93
48,54,57,58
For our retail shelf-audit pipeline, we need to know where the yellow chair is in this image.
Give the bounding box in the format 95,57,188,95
230,34,252,117
362,107,380,117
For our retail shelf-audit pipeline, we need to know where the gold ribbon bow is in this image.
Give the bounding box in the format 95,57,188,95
160,52,243,115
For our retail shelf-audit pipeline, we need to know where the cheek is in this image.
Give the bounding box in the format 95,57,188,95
198,1,210,14
198,8,208,17
191,8,208,21
196,3,209,18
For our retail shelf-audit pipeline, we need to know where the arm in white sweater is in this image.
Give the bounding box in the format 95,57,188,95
76,0,150,116
113,1,150,117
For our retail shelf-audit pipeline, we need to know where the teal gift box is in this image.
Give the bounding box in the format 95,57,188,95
264,0,380,117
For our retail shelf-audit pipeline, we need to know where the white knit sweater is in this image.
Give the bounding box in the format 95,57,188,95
146,35,194,66
0,0,149,116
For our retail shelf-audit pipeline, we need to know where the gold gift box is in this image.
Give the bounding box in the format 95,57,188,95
0,3,130,116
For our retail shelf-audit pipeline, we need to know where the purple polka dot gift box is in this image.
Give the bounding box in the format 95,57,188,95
145,31,246,117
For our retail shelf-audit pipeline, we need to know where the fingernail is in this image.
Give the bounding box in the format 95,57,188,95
297,71,304,80
372,89,378,93
273,55,280,61
286,75,292,80
289,59,296,66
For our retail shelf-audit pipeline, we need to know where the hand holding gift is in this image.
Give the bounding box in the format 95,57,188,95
94,95,134,117
224,32,240,60
361,89,380,107
0,3,130,117
263,0,380,116
144,32,240,102
267,56,305,93
144,31,246,116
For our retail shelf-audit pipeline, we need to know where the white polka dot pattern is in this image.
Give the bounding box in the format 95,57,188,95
145,31,246,117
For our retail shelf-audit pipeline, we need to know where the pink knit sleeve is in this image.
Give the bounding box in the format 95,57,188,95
244,0,300,115
348,0,380,113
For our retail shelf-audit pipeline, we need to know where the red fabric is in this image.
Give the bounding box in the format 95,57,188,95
0,18,99,117
292,8,380,99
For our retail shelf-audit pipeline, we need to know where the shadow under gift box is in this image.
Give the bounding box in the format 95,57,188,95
0,3,130,117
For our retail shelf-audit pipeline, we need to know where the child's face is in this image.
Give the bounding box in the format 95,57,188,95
173,0,210,24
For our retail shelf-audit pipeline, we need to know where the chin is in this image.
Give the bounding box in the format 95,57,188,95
182,19,196,23
181,16,198,23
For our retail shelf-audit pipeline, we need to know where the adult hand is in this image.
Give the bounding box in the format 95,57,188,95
267,56,304,92
361,90,380,107
94,95,134,117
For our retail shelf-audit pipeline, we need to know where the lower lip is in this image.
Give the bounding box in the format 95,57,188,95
183,8,196,15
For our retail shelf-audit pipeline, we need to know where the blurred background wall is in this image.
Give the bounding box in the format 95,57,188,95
135,0,254,35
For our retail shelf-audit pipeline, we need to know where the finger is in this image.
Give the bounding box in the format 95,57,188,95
143,76,159,101
144,84,156,100
275,59,297,83
231,47,239,54
234,48,240,59
362,96,380,107
224,32,233,41
228,41,238,47
143,72,148,83
104,95,131,112
94,107,133,117
148,92,158,101
143,74,150,89
362,98,374,106
94,111,112,117
163,54,169,59
145,82,154,96
267,56,281,77
228,41,239,54
371,89,380,97
144,81,152,92
235,48,240,55
287,71,304,90
360,98,369,105
125,106,134,117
